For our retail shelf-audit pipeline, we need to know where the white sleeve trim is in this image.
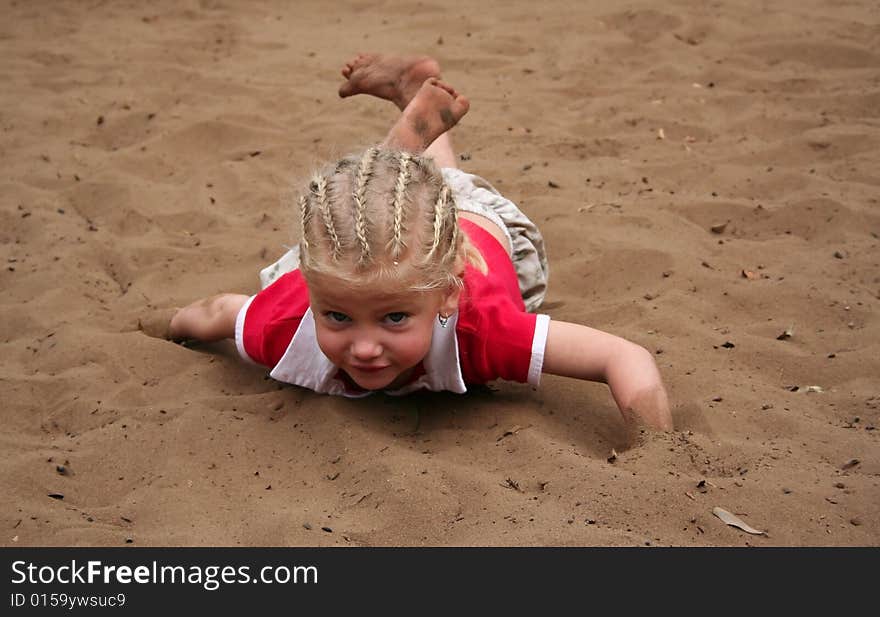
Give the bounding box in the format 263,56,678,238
234,295,258,365
528,314,551,386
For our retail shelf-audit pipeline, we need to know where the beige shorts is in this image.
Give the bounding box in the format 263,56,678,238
260,168,549,312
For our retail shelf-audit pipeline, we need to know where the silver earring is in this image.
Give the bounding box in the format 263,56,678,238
438,313,450,328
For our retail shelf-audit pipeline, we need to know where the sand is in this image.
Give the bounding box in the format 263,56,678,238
1,0,877,547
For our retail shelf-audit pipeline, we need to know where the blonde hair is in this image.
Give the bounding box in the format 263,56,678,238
298,147,486,292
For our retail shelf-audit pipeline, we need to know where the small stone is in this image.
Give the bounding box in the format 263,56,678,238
321,526,333,533
712,396,723,402
782,488,792,494
303,523,312,530
833,250,845,259
710,222,727,234
834,482,845,489
850,518,862,526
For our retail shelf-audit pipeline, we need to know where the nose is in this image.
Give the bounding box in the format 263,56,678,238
349,332,383,361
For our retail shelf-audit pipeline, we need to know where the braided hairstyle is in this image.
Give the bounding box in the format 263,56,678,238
298,147,484,292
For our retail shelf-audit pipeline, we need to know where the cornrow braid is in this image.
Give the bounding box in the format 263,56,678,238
313,174,341,261
352,147,379,266
426,182,450,262
443,190,459,265
389,151,412,259
299,193,311,255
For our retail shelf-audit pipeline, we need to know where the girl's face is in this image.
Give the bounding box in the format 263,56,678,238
308,280,460,391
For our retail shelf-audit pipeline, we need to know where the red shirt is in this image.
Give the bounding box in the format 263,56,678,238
239,219,546,388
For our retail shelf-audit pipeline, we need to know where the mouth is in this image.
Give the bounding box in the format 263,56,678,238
349,364,390,373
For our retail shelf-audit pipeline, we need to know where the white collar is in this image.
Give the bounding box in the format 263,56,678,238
269,308,467,397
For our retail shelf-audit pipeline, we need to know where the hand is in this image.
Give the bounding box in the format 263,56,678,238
621,384,673,432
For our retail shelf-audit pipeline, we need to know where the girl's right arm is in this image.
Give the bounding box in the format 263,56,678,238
541,319,673,432
169,293,249,342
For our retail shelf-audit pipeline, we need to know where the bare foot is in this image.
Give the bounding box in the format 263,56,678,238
339,53,441,110
383,78,469,153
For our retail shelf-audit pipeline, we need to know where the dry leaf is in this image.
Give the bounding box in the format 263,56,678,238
712,506,767,535
710,222,727,234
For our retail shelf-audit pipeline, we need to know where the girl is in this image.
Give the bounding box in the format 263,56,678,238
159,54,673,433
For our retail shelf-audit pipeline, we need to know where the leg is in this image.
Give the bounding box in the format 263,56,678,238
424,132,457,169
168,293,248,342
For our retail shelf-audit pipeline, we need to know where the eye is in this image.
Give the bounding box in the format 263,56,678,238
325,311,351,323
384,312,408,325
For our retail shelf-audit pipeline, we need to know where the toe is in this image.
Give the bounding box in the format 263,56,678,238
338,81,355,98
452,95,470,118
352,52,372,68
434,79,457,97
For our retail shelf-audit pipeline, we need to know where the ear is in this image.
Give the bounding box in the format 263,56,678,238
439,284,462,316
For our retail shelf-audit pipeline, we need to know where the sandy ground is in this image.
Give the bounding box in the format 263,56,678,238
1,0,878,547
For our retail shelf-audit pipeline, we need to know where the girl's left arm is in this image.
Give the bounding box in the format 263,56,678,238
541,319,674,432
